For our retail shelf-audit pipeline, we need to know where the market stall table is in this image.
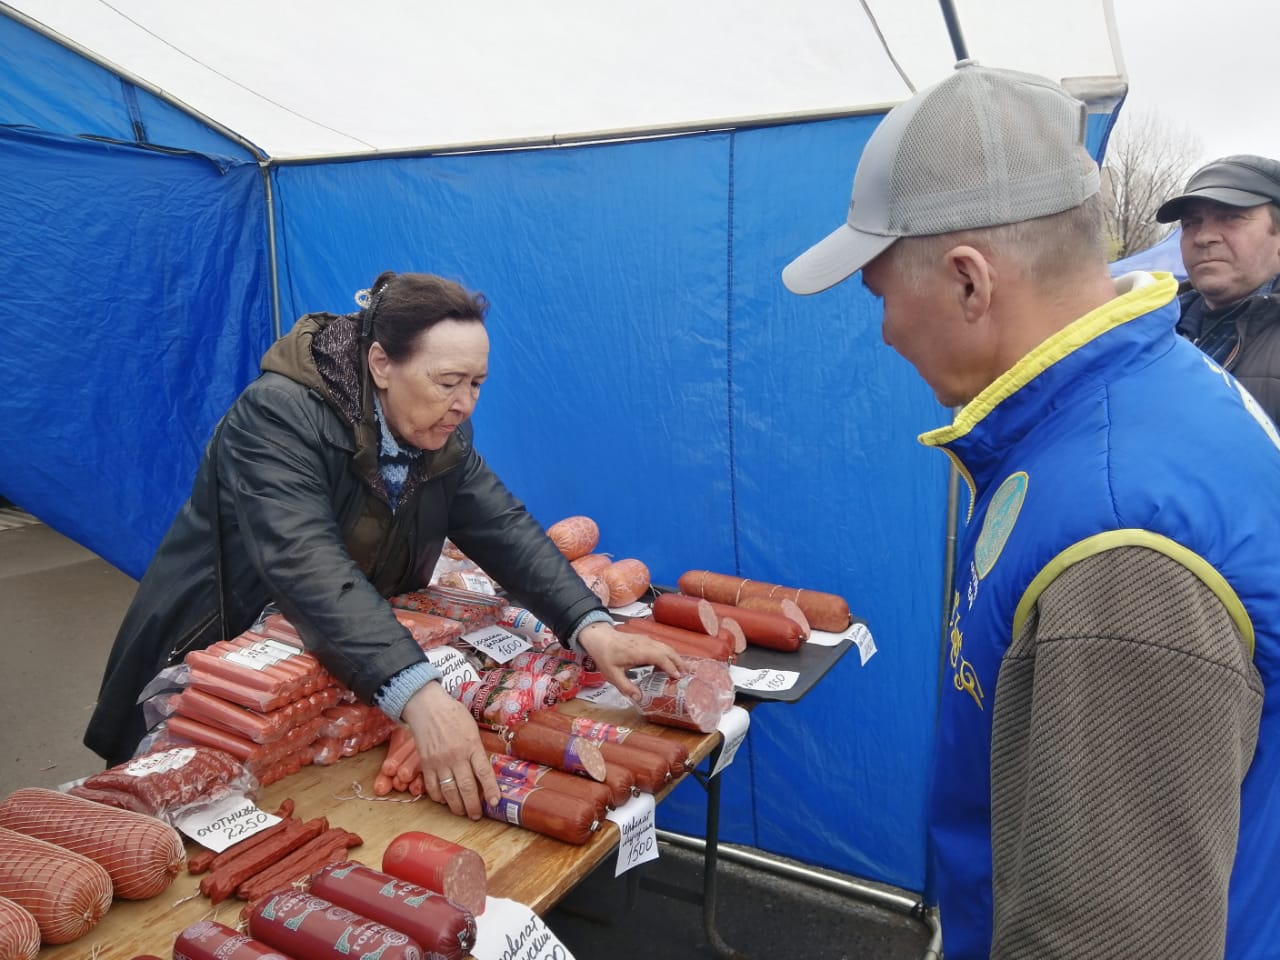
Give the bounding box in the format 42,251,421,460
34,700,720,960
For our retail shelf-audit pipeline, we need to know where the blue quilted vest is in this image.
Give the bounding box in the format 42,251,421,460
921,275,1280,959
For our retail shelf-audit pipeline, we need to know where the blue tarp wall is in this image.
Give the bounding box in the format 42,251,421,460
0,11,1119,894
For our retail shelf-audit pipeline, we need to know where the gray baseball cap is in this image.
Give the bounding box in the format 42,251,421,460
782,61,1101,295
1155,155,1280,223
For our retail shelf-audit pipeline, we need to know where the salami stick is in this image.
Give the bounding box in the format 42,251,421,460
524,708,691,775
698,597,805,652
503,721,608,781
234,829,361,902
677,569,851,632
615,618,737,661
199,817,327,904
189,799,296,874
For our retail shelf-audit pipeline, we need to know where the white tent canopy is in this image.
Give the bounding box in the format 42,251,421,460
6,0,1125,158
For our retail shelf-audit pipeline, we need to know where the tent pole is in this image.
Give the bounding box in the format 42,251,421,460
258,162,282,340
655,831,943,958
937,0,970,61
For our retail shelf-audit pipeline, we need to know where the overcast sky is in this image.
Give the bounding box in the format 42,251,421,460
1110,0,1280,172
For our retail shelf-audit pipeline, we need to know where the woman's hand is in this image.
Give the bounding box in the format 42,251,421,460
576,622,688,702
400,681,500,820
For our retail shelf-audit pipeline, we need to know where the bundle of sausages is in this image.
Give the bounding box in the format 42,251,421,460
0,788,188,950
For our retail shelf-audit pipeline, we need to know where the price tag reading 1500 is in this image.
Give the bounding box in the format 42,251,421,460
461,625,531,664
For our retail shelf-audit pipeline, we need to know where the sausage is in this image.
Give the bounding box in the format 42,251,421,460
676,569,851,632
737,595,811,638
569,553,612,578
546,515,600,560
0,787,185,900
503,720,608,781
698,598,805,652
615,618,737,662
310,861,477,960
0,896,39,960
0,827,113,945
247,889,434,960
188,799,295,875
602,558,651,607
172,919,286,959
650,593,720,636
235,829,362,902
633,660,736,733
524,709,691,776
507,719,670,793
76,746,244,816
478,730,612,813
382,832,487,917
200,817,329,904
486,777,601,845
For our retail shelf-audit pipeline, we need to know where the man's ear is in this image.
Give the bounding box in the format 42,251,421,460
944,245,994,323
367,341,392,390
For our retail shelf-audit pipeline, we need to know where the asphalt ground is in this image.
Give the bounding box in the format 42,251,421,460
0,514,935,959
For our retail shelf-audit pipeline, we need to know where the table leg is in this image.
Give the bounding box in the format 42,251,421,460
700,766,750,960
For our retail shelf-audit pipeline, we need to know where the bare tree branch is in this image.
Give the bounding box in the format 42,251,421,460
1100,108,1204,259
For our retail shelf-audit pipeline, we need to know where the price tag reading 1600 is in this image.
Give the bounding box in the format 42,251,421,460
461,625,532,664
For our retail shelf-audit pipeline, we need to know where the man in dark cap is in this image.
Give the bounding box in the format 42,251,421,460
1156,155,1280,422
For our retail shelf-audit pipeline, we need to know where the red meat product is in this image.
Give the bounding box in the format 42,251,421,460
0,787,184,900
247,890,436,960
546,515,600,560
390,586,505,629
503,721,607,780
394,609,466,649
382,832,487,917
200,817,328,904
485,777,601,845
0,827,113,945
615,618,737,662
311,861,477,960
569,552,612,578
504,651,583,695
737,595,812,638
524,709,691,776
693,597,805,652
676,569,852,632
172,920,286,959
235,829,361,902
650,592,720,635
74,746,243,816
633,658,736,733
478,730,611,814
497,606,559,650
456,670,561,727
0,896,39,960
602,558,651,607
173,688,292,744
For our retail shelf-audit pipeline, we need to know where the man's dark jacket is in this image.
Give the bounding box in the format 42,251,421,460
1177,279,1280,424
85,312,602,765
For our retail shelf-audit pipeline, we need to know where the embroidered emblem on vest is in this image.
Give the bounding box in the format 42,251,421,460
974,471,1028,579
948,590,984,710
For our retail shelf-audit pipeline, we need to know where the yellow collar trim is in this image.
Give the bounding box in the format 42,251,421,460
919,272,1179,450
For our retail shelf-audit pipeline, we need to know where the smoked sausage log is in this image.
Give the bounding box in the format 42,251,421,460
676,569,851,632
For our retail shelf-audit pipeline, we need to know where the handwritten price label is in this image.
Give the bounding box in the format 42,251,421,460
607,793,658,877
728,666,798,693
173,794,280,853
461,625,531,664
470,897,577,960
425,646,481,695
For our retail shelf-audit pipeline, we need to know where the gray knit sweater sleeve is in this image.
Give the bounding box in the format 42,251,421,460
988,546,1262,959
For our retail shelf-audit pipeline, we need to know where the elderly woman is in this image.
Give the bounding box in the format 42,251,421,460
85,270,683,818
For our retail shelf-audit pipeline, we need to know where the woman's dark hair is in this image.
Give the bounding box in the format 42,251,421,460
360,271,488,361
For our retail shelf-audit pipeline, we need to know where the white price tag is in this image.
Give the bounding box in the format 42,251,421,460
608,600,651,617
425,646,481,695
608,793,659,876
461,625,531,664
172,794,280,853
471,897,577,960
728,665,799,694
850,622,878,665
709,704,750,777
573,682,634,709
461,572,497,595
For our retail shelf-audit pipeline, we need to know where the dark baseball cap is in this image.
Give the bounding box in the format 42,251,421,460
1155,154,1280,223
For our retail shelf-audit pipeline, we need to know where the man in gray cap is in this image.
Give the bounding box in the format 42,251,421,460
1156,155,1280,422
784,61,1280,959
